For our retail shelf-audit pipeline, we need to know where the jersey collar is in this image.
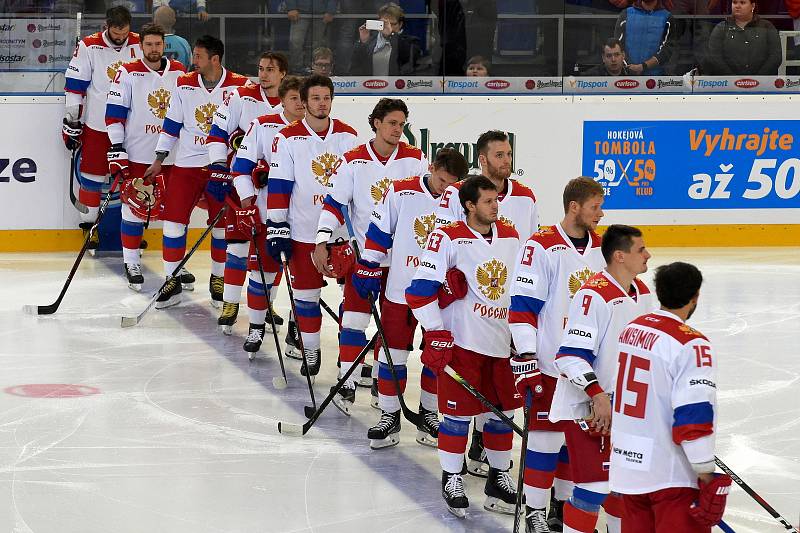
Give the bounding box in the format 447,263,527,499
602,269,644,301
302,116,333,141
366,140,398,167
102,30,128,50
555,222,591,257
199,67,228,95
652,308,683,323
143,58,171,77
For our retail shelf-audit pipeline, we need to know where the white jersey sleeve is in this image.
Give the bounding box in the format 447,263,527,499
231,118,262,201
317,157,355,243
105,63,132,146
434,184,461,228
509,238,551,356
554,285,609,387
405,227,451,332
64,39,93,114
266,130,293,224
361,181,399,264
673,337,717,465
207,89,241,165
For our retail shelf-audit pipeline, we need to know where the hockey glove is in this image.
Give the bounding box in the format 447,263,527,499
266,220,292,262
327,239,356,278
690,473,732,527
421,330,455,375
107,143,129,180
251,159,270,189
438,268,467,309
206,163,231,202
235,205,263,237
511,353,543,399
62,118,83,151
352,258,381,300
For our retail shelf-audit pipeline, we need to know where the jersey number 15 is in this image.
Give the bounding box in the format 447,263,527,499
614,351,650,419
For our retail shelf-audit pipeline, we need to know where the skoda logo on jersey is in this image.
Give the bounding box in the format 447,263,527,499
568,267,595,298
148,88,171,119
476,258,507,301
413,214,436,248
195,103,217,135
370,177,392,204
311,152,342,187
568,328,592,339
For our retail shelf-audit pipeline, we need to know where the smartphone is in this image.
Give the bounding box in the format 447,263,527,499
365,19,384,31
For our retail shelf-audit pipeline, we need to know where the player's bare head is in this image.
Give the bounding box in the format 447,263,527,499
106,6,131,45
279,76,305,120
139,24,165,63
301,75,334,119
193,35,224,74
460,175,498,224
601,225,650,274
563,176,605,231
369,98,408,145
429,148,468,195
258,52,288,88
476,130,512,181
153,6,177,31
654,262,702,317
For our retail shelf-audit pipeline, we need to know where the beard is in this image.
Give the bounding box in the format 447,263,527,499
475,211,497,227
485,161,511,181
686,301,698,320
145,52,162,63
309,110,329,120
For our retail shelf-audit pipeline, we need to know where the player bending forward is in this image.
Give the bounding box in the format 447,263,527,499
508,176,606,532
406,175,522,518
550,225,655,533
360,148,469,448
611,262,731,532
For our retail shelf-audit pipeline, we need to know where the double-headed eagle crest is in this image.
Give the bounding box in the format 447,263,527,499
147,88,171,119
679,324,702,337
498,215,515,229
370,177,392,204
106,60,123,82
195,102,217,135
585,276,609,289
311,152,342,187
413,214,437,249
568,267,595,298
476,258,508,301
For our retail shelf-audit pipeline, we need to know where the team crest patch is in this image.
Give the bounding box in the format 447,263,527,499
534,226,554,237
147,88,171,119
585,276,609,289
678,324,703,337
106,60,124,82
476,258,508,301
311,152,342,187
413,214,437,249
194,102,218,135
370,177,392,204
568,267,595,298
498,215,515,229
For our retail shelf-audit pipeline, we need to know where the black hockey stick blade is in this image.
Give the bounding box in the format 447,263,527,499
68,149,89,214
303,405,315,419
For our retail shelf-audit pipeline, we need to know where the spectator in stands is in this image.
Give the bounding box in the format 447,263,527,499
615,0,676,75
349,2,420,75
586,37,631,75
465,55,491,76
334,0,382,76
706,0,781,74
310,46,334,75
154,4,192,67
286,0,338,74
152,0,207,21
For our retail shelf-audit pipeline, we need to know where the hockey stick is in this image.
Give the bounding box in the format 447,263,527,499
280,252,317,410
68,148,88,214
341,209,420,427
251,228,288,389
513,392,531,533
279,332,378,436
714,456,798,532
120,206,227,327
318,297,339,323
443,365,524,437
23,171,122,315
718,520,736,533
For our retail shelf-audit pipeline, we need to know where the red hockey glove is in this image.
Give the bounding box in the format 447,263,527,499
690,473,733,527
234,205,262,237
510,353,543,399
327,239,356,278
421,330,455,375
438,268,467,309
251,159,270,189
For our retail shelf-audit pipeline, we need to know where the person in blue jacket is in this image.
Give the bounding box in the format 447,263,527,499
614,0,677,75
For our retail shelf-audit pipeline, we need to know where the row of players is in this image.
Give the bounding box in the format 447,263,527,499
62,12,731,533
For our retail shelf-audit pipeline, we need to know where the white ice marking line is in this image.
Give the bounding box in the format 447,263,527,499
303,449,321,533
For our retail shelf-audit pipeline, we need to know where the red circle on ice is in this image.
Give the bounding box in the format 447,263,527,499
4,384,101,398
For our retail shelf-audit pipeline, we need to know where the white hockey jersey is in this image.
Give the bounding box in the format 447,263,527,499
363,175,441,305
435,178,539,241
105,58,185,165
230,112,291,222
550,271,655,422
509,224,605,378
155,69,249,168
611,310,717,494
207,83,282,165
65,31,141,132
317,141,428,253
406,220,520,357
267,117,359,244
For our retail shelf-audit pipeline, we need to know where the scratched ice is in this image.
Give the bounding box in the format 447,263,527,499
0,248,797,533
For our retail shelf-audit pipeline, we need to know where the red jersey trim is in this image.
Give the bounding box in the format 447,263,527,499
630,313,709,345
343,143,371,163
257,113,288,126
392,175,424,193
395,142,424,160
331,119,358,136
439,221,476,241
236,84,264,100
509,179,537,201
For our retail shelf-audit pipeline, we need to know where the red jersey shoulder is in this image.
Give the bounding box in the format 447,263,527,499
496,218,519,240
177,71,199,87
582,272,624,302
127,32,140,45
331,119,358,137
168,59,186,73
395,142,424,160
531,225,567,249
258,113,287,126
223,71,250,88
589,230,602,248
343,144,371,163
81,32,105,47
631,313,709,345
236,83,263,100
509,179,537,202
279,120,309,139
438,221,475,241
120,58,147,74
633,277,651,295
392,175,424,194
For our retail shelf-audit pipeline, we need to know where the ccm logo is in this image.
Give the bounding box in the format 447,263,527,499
735,78,759,88
0,157,37,183
485,79,510,90
363,79,388,89
615,79,639,89
568,328,592,339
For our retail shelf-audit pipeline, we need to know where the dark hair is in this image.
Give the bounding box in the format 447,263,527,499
466,55,491,72
259,51,288,74
603,37,623,53
654,262,703,309
106,5,132,28
139,23,165,42
368,98,408,132
476,130,509,156
432,148,469,180
601,224,642,263
563,176,605,213
459,174,497,215
378,2,405,25
194,35,224,61
300,74,334,102
278,75,304,99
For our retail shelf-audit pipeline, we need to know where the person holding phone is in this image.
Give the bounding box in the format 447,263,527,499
349,2,420,75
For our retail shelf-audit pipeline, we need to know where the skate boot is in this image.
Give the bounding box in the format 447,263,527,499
217,302,239,335
243,323,266,360
547,488,564,532
331,381,356,416
525,506,551,533
370,378,379,409
209,274,224,308
483,466,518,515
467,428,489,477
155,276,182,309
367,410,401,449
357,363,373,387
266,301,284,330
124,263,144,292
79,222,99,256
416,403,439,447
179,267,195,290
284,316,302,360
441,471,469,518
300,347,321,379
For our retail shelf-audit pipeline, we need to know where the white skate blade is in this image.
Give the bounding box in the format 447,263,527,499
467,459,489,478
219,324,233,336
277,421,303,436
331,397,352,417
181,282,194,291
272,377,287,390
22,305,38,315
284,348,302,361
415,430,438,448
357,376,372,387
370,395,379,410
155,295,181,309
447,506,467,519
248,352,256,361
127,283,142,292
209,299,222,309
483,496,516,515
369,434,400,450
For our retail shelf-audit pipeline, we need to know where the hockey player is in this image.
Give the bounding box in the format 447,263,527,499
508,176,607,532
146,35,249,308
550,225,655,533
359,148,469,448
435,129,539,479
406,175,522,519
106,23,187,292
223,75,306,353
266,74,358,378
64,6,140,250
611,262,731,532
312,98,429,413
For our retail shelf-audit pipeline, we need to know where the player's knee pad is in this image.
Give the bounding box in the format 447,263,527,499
248,269,276,287
378,347,409,366
293,288,320,301
79,173,106,188
227,241,248,259
571,483,608,513
528,430,565,453
163,221,186,239
121,203,145,224
341,310,369,331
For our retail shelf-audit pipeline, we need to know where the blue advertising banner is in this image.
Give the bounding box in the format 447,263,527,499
581,120,800,209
